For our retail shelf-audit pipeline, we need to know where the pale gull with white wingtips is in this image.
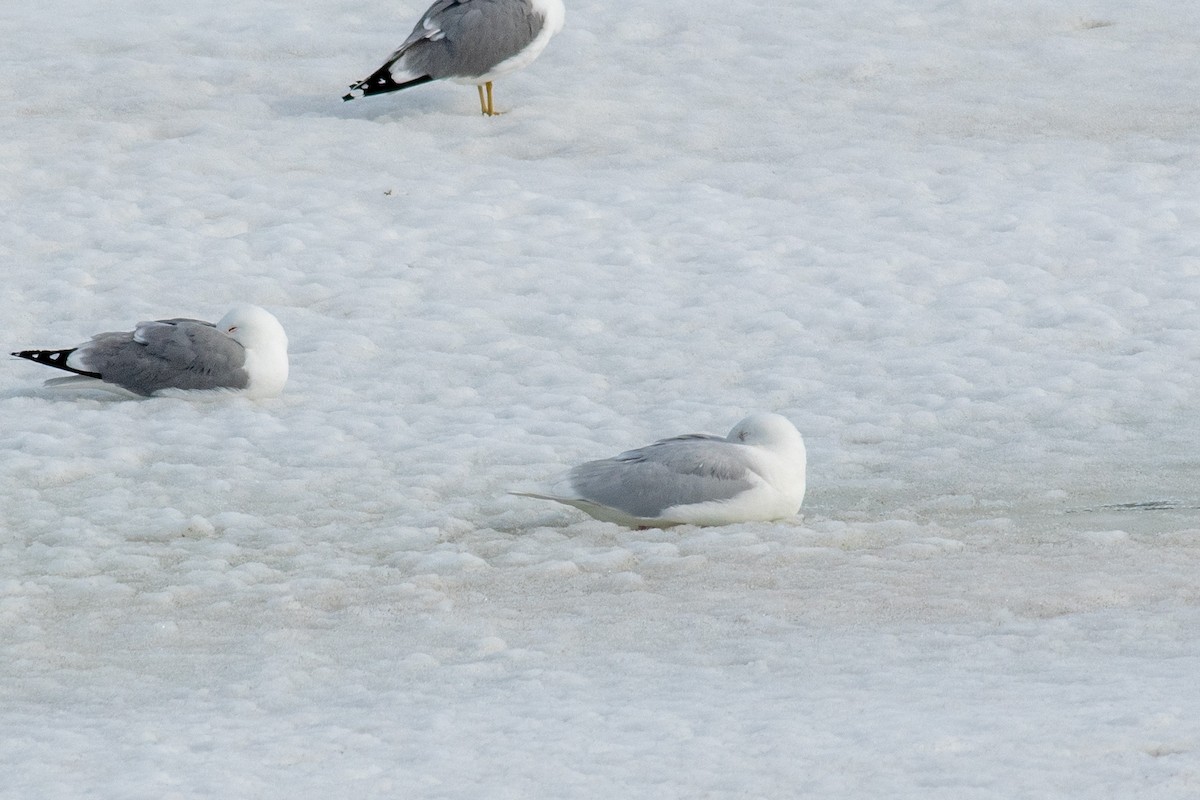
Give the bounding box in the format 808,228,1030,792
514,413,808,528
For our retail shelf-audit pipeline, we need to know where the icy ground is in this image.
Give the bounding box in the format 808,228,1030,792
2,0,1199,796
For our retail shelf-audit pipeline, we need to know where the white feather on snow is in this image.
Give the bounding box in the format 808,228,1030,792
3,0,1200,797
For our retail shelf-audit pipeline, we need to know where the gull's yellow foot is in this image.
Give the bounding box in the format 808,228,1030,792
476,82,503,116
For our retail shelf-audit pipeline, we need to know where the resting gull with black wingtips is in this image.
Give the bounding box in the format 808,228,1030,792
12,305,289,399
513,413,808,528
343,0,565,116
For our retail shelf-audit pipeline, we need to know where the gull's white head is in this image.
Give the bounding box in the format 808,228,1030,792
727,412,807,511
727,413,806,456
217,305,289,397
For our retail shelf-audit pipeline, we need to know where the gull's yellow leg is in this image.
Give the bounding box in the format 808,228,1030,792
475,82,502,116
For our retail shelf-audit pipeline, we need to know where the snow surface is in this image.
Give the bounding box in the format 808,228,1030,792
3,0,1200,796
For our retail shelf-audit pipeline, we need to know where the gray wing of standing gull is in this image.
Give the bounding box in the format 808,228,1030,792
400,0,546,80
75,319,248,396
567,435,758,519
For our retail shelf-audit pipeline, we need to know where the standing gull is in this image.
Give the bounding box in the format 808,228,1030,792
12,305,289,399
514,413,808,528
343,0,565,116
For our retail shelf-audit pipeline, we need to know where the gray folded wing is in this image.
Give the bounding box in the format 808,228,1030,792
83,319,249,395
396,0,545,79
568,435,757,519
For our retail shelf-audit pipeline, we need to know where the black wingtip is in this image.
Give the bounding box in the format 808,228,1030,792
13,348,102,378
343,70,435,102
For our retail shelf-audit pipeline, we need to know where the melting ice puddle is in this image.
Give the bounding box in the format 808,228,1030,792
1070,500,1200,512
1053,499,1200,538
